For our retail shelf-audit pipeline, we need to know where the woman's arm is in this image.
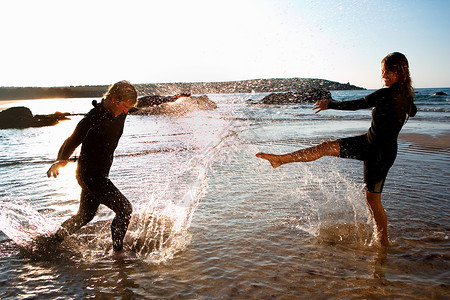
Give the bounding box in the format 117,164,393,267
313,99,332,114
47,160,69,178
313,93,377,114
47,116,91,178
326,89,384,112
56,117,91,161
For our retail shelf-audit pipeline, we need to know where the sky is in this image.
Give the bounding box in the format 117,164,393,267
1,0,449,89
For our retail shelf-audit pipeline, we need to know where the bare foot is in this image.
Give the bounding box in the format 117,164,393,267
255,152,283,168
380,236,390,247
110,248,126,257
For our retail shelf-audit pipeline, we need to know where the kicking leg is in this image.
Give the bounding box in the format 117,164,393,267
256,140,340,168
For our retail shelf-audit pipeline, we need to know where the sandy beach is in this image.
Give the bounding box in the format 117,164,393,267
399,132,450,150
0,99,28,109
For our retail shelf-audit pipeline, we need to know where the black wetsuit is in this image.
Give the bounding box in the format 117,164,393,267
55,100,132,251
328,83,416,193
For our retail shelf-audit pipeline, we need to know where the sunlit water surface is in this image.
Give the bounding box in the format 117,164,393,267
0,89,449,299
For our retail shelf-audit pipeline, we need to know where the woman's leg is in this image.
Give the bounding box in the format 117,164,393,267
106,191,133,252
55,189,100,241
256,140,340,168
365,190,389,246
90,178,133,252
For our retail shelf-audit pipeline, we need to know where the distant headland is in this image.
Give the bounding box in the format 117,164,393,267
0,78,364,100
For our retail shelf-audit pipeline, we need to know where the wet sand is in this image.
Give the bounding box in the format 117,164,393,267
399,132,450,150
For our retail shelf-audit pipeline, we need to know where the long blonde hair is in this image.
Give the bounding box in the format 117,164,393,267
382,52,416,116
103,80,138,105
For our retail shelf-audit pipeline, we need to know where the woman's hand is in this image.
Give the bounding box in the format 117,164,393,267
313,99,331,114
47,160,68,178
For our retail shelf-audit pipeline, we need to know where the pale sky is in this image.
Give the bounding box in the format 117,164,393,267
1,0,449,89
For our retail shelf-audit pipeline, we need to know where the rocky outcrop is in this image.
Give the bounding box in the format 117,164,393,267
254,89,332,105
136,93,191,108
130,95,217,116
0,78,364,101
135,78,364,95
0,106,70,129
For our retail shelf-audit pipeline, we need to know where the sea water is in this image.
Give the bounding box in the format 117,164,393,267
0,88,449,298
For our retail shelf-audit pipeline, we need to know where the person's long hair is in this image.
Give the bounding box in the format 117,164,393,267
382,52,416,117
103,80,138,105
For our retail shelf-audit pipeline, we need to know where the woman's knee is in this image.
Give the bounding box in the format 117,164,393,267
319,140,340,156
114,198,132,222
124,200,133,219
365,190,382,206
78,209,97,225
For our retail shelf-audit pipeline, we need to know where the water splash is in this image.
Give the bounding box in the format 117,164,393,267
0,200,59,247
250,137,375,246
0,102,240,262
127,165,207,263
293,165,375,245
127,124,237,263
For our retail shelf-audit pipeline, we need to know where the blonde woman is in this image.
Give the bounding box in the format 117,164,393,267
47,80,138,253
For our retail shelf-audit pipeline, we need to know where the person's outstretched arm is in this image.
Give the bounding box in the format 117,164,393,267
312,99,331,114
319,89,383,113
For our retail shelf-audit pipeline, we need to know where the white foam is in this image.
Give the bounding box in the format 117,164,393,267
0,200,59,246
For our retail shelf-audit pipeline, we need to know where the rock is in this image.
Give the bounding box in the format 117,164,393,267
136,93,191,108
0,106,70,129
255,89,332,104
34,111,71,126
0,107,34,128
433,91,448,96
130,95,217,115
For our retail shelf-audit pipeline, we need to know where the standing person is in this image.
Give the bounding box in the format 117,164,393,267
47,80,138,253
256,52,416,246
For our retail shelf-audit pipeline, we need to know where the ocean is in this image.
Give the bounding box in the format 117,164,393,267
0,88,449,299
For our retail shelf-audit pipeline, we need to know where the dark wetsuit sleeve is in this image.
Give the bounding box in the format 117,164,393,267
56,116,91,161
328,89,384,111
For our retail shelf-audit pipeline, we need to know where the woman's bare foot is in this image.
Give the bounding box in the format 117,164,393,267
110,248,126,258
256,152,283,168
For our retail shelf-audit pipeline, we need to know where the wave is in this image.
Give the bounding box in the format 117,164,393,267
117,146,201,158
416,107,450,113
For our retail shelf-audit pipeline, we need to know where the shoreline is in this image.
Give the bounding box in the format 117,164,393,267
0,98,94,112
399,132,450,150
0,99,29,111
0,99,49,112
0,99,29,105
